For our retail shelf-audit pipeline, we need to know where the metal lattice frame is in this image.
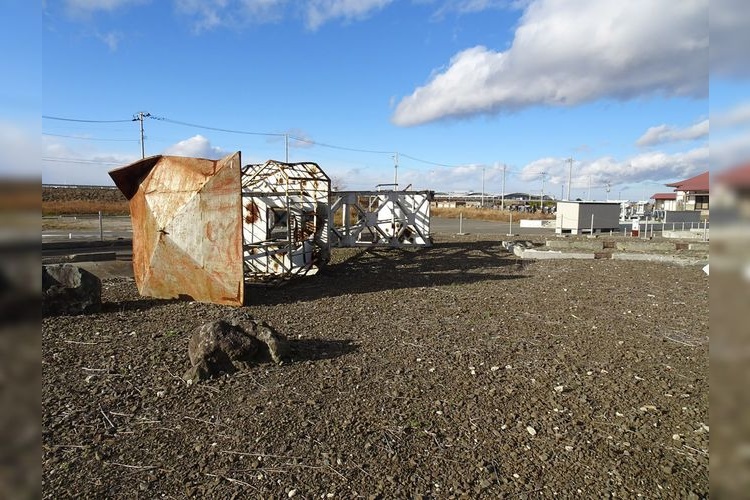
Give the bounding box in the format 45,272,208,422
241,160,330,281
329,191,433,248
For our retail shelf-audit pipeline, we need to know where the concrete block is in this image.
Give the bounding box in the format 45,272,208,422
546,240,604,251
688,242,710,251
521,249,594,260
611,253,708,266
615,241,675,252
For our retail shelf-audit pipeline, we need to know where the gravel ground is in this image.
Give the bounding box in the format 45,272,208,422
43,235,709,498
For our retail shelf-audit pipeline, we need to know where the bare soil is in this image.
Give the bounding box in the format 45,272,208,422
43,236,709,498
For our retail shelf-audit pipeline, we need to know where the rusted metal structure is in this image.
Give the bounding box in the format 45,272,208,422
329,191,432,247
110,152,432,305
241,160,330,281
109,153,245,305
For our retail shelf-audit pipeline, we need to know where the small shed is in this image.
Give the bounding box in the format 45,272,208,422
555,201,620,234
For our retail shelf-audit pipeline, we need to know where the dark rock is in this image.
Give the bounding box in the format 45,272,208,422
42,264,102,315
183,312,289,382
184,320,260,382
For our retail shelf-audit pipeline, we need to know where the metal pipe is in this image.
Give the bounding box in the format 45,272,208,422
99,211,103,241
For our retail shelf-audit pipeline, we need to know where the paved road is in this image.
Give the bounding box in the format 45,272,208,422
430,216,554,236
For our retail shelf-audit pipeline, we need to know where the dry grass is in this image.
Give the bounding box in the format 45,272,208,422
431,206,554,222
42,200,130,216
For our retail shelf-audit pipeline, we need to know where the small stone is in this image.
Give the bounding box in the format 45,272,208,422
554,385,564,393
288,489,297,497
564,445,574,451
491,366,500,371
672,434,681,440
526,426,537,436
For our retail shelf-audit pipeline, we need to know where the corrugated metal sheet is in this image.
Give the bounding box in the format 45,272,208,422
109,153,244,306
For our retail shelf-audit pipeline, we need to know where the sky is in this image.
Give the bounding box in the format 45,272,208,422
4,0,747,199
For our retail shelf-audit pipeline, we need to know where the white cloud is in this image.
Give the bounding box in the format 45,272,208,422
305,0,393,30
519,146,709,188
97,31,122,51
65,0,148,14
0,122,38,179
162,135,228,159
713,102,750,129
41,135,138,185
636,119,709,147
174,0,389,32
710,0,750,77
392,0,708,126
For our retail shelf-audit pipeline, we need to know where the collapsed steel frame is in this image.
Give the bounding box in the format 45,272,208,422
241,160,331,281
241,162,433,280
329,191,432,247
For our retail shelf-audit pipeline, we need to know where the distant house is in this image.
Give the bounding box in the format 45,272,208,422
651,192,678,211
664,171,709,215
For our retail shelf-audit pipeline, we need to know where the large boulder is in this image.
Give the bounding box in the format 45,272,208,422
183,311,288,383
42,264,102,316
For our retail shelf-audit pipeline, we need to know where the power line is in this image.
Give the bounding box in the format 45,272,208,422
44,111,506,173
289,135,392,155
42,115,133,123
149,115,285,138
399,153,468,169
42,132,138,142
42,156,125,166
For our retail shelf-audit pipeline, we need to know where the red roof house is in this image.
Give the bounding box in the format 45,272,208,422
664,171,709,212
666,171,709,192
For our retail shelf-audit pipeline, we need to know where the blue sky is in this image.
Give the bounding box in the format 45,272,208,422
18,0,748,198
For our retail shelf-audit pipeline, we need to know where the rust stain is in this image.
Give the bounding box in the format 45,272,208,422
244,201,260,224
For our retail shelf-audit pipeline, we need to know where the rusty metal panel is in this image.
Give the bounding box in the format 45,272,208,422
109,153,244,305
329,190,433,247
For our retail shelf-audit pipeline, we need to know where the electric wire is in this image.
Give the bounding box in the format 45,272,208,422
42,115,133,123
43,112,507,171
149,115,285,138
42,156,125,166
42,132,139,142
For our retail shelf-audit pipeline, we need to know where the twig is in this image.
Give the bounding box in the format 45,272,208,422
45,444,89,450
183,416,224,427
282,462,347,481
65,340,105,345
99,405,115,429
683,444,708,456
105,461,156,470
220,450,302,460
663,335,697,347
204,472,257,490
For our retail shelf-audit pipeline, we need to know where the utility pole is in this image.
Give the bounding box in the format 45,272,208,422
566,157,573,200
605,180,611,201
481,167,485,208
285,134,289,163
501,163,506,210
133,111,151,159
393,152,399,189
540,172,546,210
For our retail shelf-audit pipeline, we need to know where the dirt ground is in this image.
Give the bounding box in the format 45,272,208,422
42,235,709,498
